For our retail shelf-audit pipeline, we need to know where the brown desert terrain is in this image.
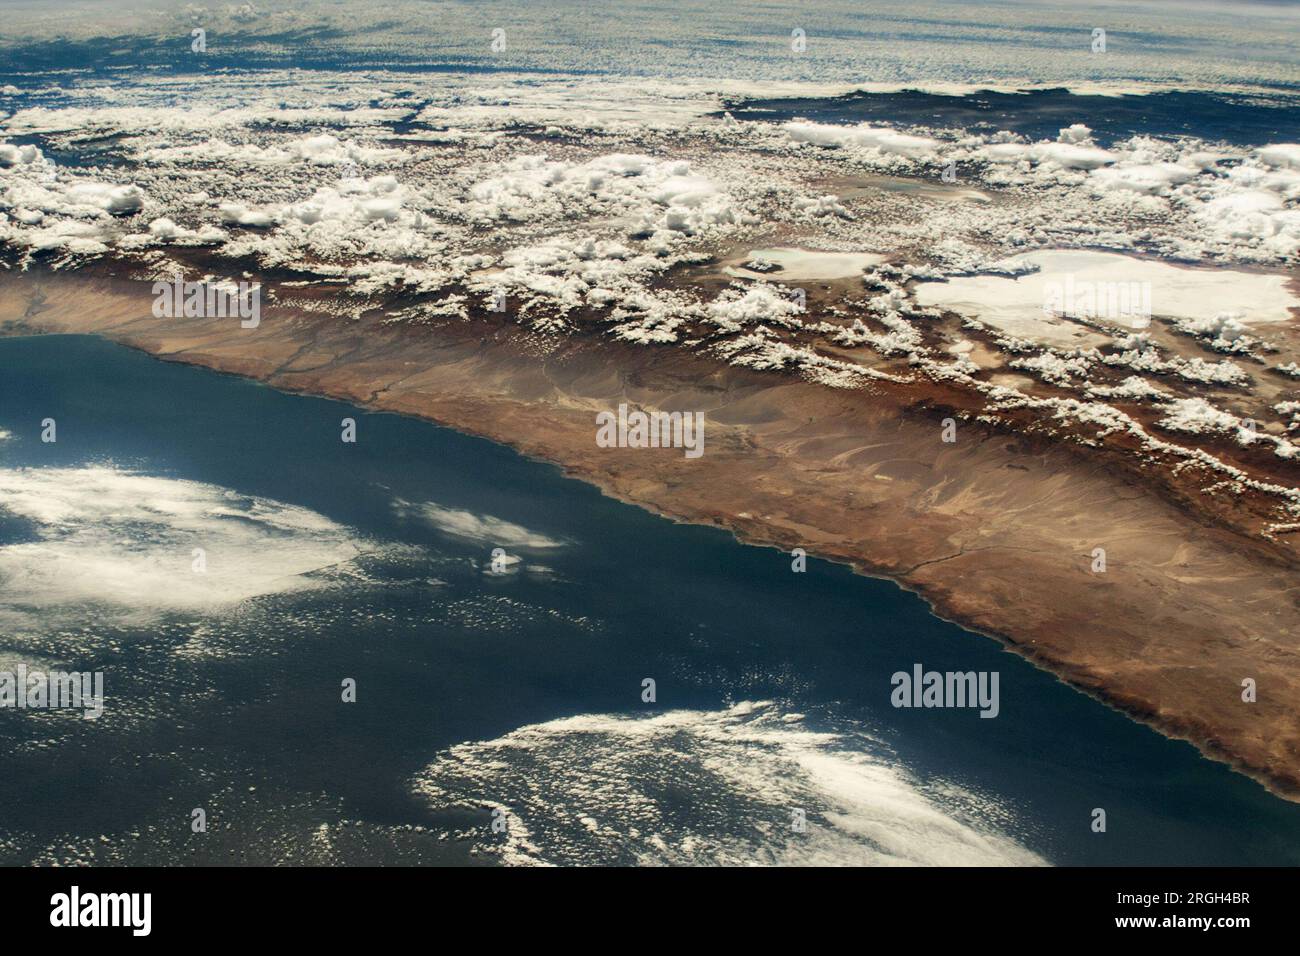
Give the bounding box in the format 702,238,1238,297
2,267,1298,802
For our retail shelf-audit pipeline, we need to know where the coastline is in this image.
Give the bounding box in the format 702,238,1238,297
3,269,1299,803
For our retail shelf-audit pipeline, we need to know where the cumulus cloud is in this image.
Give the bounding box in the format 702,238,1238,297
786,121,939,160
707,284,805,332
0,142,41,167
218,201,276,227
1258,144,1300,170
1158,397,1247,437
143,216,227,244
465,152,740,238
976,140,1114,170
139,133,407,169
1028,142,1115,170
1057,123,1092,144
1090,162,1194,196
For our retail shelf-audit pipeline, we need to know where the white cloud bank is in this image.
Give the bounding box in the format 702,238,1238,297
0,465,372,624
413,700,1046,866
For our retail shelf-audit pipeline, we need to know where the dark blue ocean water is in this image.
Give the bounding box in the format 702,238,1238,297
1,334,1298,865
722,88,1300,147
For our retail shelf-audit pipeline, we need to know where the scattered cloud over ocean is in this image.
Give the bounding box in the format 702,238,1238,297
413,700,1046,866
393,498,565,549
